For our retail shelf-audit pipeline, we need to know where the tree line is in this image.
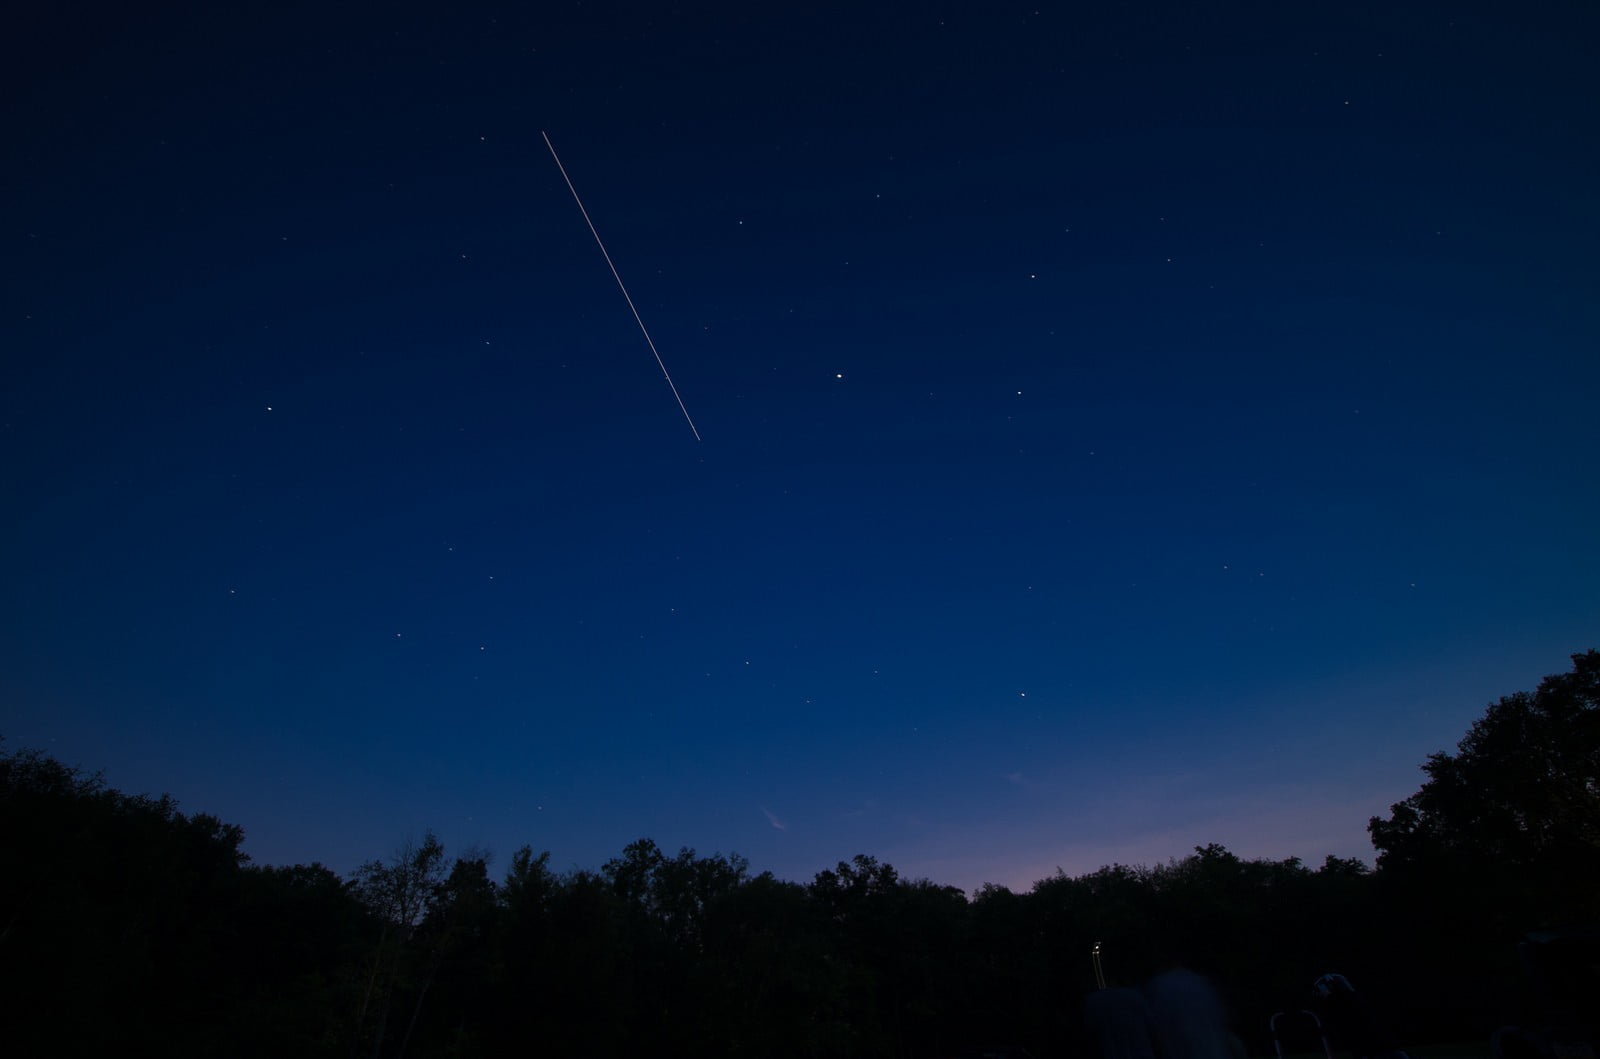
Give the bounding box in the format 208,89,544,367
3,650,1595,1058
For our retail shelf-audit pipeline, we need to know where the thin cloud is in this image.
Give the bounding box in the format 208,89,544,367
762,807,788,832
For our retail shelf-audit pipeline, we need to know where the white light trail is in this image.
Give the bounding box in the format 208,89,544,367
542,131,702,442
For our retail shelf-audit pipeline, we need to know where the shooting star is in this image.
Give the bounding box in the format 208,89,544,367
542,131,702,442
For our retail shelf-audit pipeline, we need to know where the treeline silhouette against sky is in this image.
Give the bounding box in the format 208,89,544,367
4,651,1595,1057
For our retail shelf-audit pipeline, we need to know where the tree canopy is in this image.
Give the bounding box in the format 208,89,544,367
1369,649,1600,928
4,649,1594,1056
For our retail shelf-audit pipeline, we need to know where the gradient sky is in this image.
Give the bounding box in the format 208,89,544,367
5,2,1598,892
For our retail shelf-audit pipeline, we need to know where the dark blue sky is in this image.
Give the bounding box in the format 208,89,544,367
5,1,1597,890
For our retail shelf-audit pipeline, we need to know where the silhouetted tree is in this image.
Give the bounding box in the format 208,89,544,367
228,862,371,1055
701,871,849,1057
807,855,973,1057
1362,650,1600,1040
349,832,448,1058
395,853,498,1057
0,741,367,1057
1369,649,1600,927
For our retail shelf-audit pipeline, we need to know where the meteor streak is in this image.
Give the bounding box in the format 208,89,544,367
542,131,702,441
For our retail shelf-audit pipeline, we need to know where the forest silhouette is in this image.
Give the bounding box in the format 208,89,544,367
3,650,1595,1058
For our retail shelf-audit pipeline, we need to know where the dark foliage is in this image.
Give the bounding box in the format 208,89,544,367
0,742,367,1057
1369,649,1600,924
4,651,1592,1056
1363,649,1600,1040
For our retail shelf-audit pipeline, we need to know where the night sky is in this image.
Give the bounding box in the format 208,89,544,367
5,2,1598,892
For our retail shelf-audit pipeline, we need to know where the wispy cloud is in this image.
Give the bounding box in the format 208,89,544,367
762,807,788,832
